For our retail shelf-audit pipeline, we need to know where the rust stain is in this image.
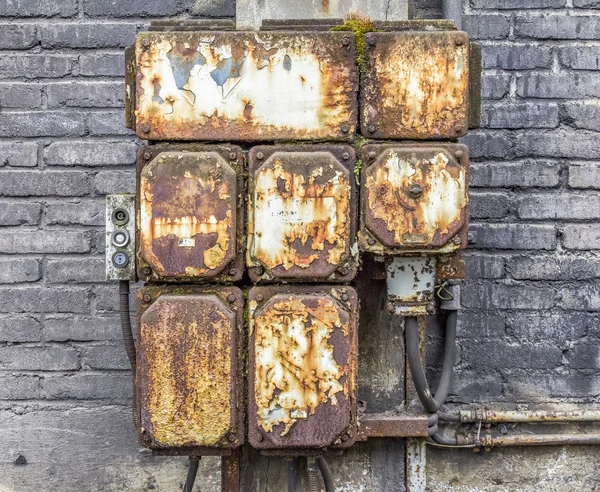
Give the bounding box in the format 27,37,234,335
252,294,350,435
363,147,467,251
362,31,469,139
138,294,233,447
139,151,236,278
248,151,351,275
135,32,357,141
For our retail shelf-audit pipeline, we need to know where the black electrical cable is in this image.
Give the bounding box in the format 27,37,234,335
119,280,139,428
287,458,301,492
316,456,334,492
405,311,457,413
183,457,200,492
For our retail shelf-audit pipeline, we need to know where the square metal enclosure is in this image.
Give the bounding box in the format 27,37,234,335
136,285,244,454
359,143,469,255
133,31,358,141
247,145,358,283
248,286,358,451
361,30,470,139
136,144,244,283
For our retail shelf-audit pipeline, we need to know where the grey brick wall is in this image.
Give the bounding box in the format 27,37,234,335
1,0,600,490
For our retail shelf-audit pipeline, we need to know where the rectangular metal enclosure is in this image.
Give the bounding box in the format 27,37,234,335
247,145,358,283
136,144,245,283
248,285,358,451
133,31,358,141
136,285,244,454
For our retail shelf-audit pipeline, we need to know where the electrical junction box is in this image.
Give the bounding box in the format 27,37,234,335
359,143,469,255
105,194,136,281
130,30,358,141
136,144,245,283
361,29,473,140
247,286,358,452
247,145,358,283
387,257,436,316
136,285,244,454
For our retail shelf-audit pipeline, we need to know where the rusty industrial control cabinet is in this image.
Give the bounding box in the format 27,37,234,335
107,17,479,491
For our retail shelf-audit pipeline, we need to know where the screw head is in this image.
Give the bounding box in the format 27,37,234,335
367,238,376,246
454,125,463,134
229,152,237,160
256,294,264,302
341,292,350,301
367,124,376,133
256,434,263,442
255,266,264,275
143,294,151,303
142,267,152,276
228,267,237,276
342,37,350,46
368,151,377,160
143,151,152,160
408,183,423,198
338,266,349,276
366,35,376,46
227,293,236,303
342,152,350,160
453,235,462,245
141,124,150,133
455,150,464,159
227,433,237,442
341,124,350,133
341,434,349,442
256,151,264,160
141,38,150,48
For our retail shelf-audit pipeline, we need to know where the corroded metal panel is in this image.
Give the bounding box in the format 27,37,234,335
136,285,244,454
361,31,470,140
136,144,244,282
247,145,358,283
134,31,357,141
386,257,436,316
248,286,358,451
359,143,469,255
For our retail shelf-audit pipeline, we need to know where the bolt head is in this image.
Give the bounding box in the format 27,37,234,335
256,151,264,160
453,235,462,245
229,152,237,160
227,433,237,442
227,293,236,303
341,293,349,301
256,434,263,442
367,238,376,246
255,266,264,275
455,150,464,159
368,151,377,160
455,38,464,46
408,183,423,198
342,37,350,46
142,267,152,276
141,124,150,133
454,125,463,134
341,124,350,133
141,38,150,48
367,124,376,133
256,294,264,302
366,35,376,46
338,266,349,276
143,294,151,303
342,152,350,160
228,267,237,276
143,151,152,160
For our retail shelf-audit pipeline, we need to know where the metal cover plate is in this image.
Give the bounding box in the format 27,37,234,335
359,144,469,254
247,145,358,283
136,145,244,282
248,286,358,450
136,285,244,453
361,31,470,139
134,31,357,141
386,257,436,316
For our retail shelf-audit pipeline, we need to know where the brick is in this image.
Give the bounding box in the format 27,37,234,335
568,343,600,369
78,53,125,77
0,171,90,196
0,375,41,400
457,313,506,339
470,223,557,250
462,341,562,371
46,199,105,226
0,55,71,79
449,372,503,402
470,160,560,188
465,253,505,279
43,373,131,400
0,346,79,371
464,283,556,310
574,0,600,5
0,315,42,342
187,0,235,16
569,162,600,188
0,201,41,225
470,0,566,7
462,14,510,40
461,131,513,159
504,374,600,400
482,44,553,70
563,224,600,250
45,141,138,166
0,142,38,167
515,130,600,159
0,258,41,283
47,82,125,108
469,191,510,219
481,102,559,129
516,14,600,39
44,315,122,342
0,0,77,17
0,24,37,49
94,284,119,313
563,102,600,130
506,312,591,341
80,343,130,370
0,287,89,313
41,23,136,48
83,0,181,16
0,83,43,109
0,112,86,138
481,71,511,99
87,111,134,136
46,257,105,283
0,231,90,254
561,284,600,310
509,254,600,280
517,73,600,99
559,46,600,70
93,170,135,194
518,193,600,219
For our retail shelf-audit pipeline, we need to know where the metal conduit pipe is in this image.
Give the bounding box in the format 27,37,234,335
316,456,335,492
460,409,600,424
182,457,200,492
481,434,600,448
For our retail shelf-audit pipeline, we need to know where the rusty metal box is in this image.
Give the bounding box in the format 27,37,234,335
136,144,244,283
136,285,244,454
247,145,358,283
248,286,358,451
359,143,469,255
361,30,471,140
132,31,358,141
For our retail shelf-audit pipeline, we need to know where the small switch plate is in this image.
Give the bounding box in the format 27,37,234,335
106,194,136,281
